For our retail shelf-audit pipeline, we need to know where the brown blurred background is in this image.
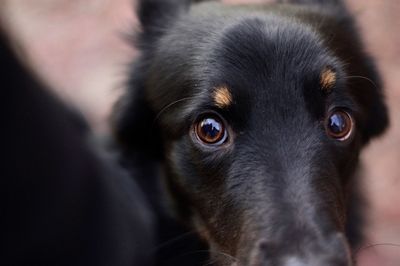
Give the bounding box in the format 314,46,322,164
0,0,399,265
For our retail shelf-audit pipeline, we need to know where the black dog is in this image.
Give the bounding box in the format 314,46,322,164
114,0,388,265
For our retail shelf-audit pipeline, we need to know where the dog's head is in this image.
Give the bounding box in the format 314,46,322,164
114,1,388,265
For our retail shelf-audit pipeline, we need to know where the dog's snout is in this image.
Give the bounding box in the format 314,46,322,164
282,256,351,266
245,234,352,266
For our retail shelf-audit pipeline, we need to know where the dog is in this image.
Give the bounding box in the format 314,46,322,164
113,0,389,265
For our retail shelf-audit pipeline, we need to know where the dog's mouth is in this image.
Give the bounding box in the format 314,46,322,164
191,212,352,266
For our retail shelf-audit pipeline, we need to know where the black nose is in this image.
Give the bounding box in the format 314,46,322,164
247,234,352,266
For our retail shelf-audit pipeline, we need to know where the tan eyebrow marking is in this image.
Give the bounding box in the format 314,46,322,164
213,85,233,108
320,67,337,92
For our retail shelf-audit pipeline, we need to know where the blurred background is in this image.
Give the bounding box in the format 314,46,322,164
1,0,399,265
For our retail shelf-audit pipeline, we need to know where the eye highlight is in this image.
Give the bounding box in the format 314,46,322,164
325,109,354,141
194,115,227,145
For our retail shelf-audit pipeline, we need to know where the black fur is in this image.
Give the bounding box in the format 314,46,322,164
114,0,388,265
0,31,154,266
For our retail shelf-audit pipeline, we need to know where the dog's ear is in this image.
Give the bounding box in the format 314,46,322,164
137,0,213,39
112,1,192,160
137,0,192,40
349,66,389,143
112,69,164,160
113,0,214,159
323,18,389,143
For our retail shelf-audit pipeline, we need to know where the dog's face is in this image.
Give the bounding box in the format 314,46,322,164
115,2,388,266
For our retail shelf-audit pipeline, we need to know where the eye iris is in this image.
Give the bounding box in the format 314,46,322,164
197,117,224,144
326,110,353,140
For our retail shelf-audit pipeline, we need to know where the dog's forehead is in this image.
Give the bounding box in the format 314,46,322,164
211,17,334,89
150,11,344,123
192,17,340,112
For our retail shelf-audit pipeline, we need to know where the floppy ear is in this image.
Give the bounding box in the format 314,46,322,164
137,0,213,37
321,16,389,143
137,0,192,41
112,71,164,160
112,0,198,159
349,64,389,143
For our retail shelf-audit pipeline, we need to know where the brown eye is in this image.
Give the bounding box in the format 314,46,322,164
325,109,354,141
195,115,227,145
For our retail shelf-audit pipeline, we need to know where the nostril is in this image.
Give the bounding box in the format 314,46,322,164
256,239,271,252
255,239,278,252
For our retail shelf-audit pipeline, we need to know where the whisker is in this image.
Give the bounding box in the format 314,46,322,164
153,230,198,251
162,249,238,266
153,96,197,124
162,250,210,265
355,242,400,255
204,257,219,266
209,250,238,263
345,75,379,90
202,250,239,265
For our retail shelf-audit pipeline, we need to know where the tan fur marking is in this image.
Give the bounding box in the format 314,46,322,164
213,86,233,108
320,67,337,92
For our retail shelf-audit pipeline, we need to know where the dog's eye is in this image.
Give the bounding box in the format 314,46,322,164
325,109,354,141
194,115,227,145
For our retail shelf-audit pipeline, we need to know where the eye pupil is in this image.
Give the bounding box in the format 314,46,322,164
328,113,347,134
195,116,226,145
201,118,221,139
